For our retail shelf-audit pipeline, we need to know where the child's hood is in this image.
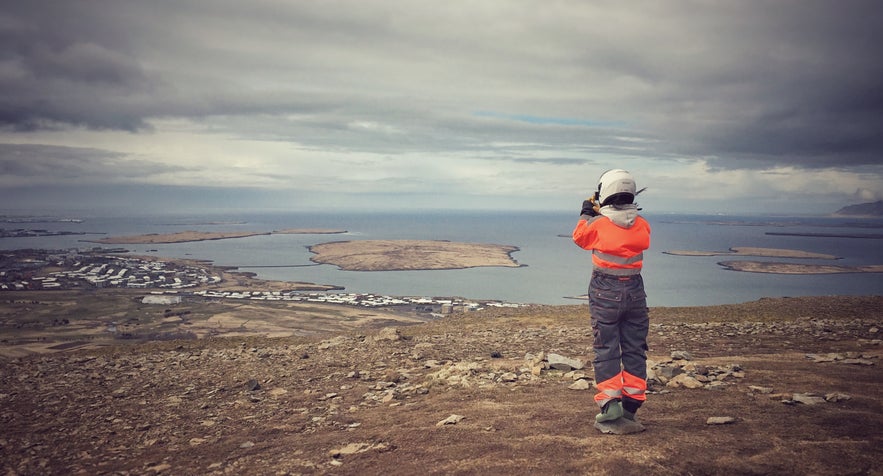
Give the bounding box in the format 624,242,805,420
600,204,639,228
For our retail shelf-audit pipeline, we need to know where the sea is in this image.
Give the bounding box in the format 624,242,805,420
2,210,881,307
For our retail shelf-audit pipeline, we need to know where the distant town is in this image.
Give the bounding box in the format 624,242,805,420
0,249,220,291
0,248,525,313
190,289,522,312
0,228,98,239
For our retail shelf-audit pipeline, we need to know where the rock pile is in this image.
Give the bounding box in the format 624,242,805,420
648,351,746,391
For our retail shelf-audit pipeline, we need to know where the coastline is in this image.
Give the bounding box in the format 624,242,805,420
83,229,347,245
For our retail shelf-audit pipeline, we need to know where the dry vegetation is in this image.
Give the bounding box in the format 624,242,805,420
1,294,881,475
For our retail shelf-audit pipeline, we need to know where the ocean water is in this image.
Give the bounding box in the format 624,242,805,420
2,211,881,306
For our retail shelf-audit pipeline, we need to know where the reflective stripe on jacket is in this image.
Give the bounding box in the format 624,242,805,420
572,214,650,274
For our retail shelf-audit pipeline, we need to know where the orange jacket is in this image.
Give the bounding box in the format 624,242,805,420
572,213,650,274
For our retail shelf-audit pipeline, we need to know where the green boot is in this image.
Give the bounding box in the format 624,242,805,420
622,409,636,421
595,400,623,423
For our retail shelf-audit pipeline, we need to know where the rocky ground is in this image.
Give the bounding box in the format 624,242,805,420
2,295,882,475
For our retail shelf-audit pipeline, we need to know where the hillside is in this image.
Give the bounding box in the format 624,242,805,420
2,296,882,475
833,200,883,217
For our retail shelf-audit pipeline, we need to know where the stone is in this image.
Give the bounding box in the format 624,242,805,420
594,418,645,434
748,385,774,394
654,364,683,381
146,463,172,473
568,379,590,390
644,364,657,380
671,351,693,361
666,374,704,389
245,379,261,391
329,442,392,459
499,372,518,382
318,336,347,349
839,358,875,366
525,352,545,366
706,416,737,425
437,414,465,426
806,353,840,363
547,353,584,371
375,327,402,342
791,393,826,405
329,443,368,458
825,392,851,402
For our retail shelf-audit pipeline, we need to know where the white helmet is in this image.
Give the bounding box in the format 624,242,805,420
596,169,637,207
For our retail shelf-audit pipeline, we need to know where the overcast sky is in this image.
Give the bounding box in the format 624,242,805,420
1,1,881,215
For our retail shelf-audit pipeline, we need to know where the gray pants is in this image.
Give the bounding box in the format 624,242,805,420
589,272,649,409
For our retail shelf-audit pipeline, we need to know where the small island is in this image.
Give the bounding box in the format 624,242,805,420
719,261,883,274
273,228,347,235
664,247,839,259
308,240,521,271
665,247,882,274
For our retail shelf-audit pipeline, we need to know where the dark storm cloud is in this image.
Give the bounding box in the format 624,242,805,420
0,2,155,130
0,143,190,183
637,0,883,169
1,0,881,173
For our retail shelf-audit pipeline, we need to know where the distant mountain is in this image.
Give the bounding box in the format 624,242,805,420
833,200,883,217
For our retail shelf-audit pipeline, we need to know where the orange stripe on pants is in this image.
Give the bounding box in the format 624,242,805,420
621,370,646,402
594,372,623,406
594,370,647,406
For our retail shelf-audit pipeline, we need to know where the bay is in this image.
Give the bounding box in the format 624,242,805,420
1,211,881,306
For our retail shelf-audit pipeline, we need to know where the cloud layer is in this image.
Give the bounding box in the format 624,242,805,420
1,1,880,213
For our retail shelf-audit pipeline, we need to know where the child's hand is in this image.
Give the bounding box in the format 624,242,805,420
581,197,600,217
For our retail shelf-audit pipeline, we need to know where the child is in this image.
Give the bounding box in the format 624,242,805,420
572,169,651,424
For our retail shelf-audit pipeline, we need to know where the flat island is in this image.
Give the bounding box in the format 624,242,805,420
85,229,347,244
719,261,883,274
665,247,882,274
273,228,347,235
309,240,521,271
664,247,839,259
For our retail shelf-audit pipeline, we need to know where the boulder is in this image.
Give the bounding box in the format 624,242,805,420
547,353,584,371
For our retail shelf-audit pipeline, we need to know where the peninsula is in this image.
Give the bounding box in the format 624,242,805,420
309,240,521,271
84,228,347,244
